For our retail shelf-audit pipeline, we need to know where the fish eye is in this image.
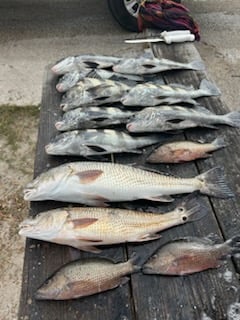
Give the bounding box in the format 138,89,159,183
182,215,187,222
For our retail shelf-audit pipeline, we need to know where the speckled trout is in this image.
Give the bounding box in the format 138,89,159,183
35,255,140,300
23,162,233,206
19,195,207,252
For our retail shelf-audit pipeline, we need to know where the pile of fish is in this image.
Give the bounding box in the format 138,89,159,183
19,52,240,301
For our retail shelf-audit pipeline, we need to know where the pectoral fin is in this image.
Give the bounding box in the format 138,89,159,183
75,170,103,184
72,218,98,229
76,245,102,253
137,233,162,242
144,195,174,202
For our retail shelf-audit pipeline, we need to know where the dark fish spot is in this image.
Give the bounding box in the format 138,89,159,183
142,64,155,69
88,145,107,153
167,119,184,124
182,216,187,222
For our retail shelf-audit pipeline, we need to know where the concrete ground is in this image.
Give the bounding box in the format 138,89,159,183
0,0,239,319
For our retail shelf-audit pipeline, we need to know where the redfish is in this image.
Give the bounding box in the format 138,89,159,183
19,195,207,252
23,162,233,206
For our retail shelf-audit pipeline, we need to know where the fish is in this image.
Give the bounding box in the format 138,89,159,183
113,57,205,75
147,137,227,163
142,235,240,276
23,162,233,206
60,79,130,111
56,69,144,93
35,255,140,300
126,105,240,133
121,79,221,106
19,195,207,252
51,55,123,75
45,129,162,156
55,106,134,131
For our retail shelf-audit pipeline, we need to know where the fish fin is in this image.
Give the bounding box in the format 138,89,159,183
211,137,227,149
201,124,218,129
138,233,162,242
86,69,105,80
76,245,102,253
197,166,234,198
199,79,221,96
188,60,205,71
85,198,109,207
71,218,98,229
226,236,240,255
175,192,209,222
222,111,240,128
128,252,142,272
75,170,103,184
77,238,103,243
144,195,174,202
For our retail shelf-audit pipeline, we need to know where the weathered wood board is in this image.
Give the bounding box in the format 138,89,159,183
18,39,240,320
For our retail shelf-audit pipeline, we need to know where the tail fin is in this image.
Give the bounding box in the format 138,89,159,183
222,111,240,128
175,192,209,223
211,137,227,150
197,167,234,198
128,252,142,272
199,79,221,96
226,236,240,254
188,60,205,71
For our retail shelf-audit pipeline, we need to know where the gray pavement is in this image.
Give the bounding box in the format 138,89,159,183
0,0,239,110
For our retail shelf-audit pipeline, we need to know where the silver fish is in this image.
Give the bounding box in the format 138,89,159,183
121,79,221,106
52,55,123,75
23,162,233,206
56,69,144,92
143,236,240,275
55,106,134,131
19,195,207,252
35,255,140,300
45,129,161,156
61,79,130,111
56,69,92,93
127,105,240,133
113,57,204,75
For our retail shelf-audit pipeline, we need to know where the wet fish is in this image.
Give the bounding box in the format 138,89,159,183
121,79,221,106
55,106,134,131
19,195,207,252
143,236,240,276
147,137,227,163
52,55,123,75
127,105,240,133
45,129,162,156
60,79,130,111
35,255,140,300
56,69,144,93
23,162,233,206
113,57,205,75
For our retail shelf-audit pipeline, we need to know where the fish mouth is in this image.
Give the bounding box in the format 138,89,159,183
45,144,55,154
23,188,36,201
126,123,135,132
56,83,65,92
55,121,65,131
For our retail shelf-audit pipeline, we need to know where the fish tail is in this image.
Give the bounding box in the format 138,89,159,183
197,167,234,198
225,236,240,254
128,252,142,272
199,79,221,96
175,192,209,222
188,60,205,71
222,111,240,128
211,137,227,150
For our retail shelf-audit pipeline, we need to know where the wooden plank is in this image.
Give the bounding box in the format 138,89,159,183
18,68,134,320
125,37,240,320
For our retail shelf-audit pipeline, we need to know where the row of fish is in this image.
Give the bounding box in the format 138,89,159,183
30,234,240,300
60,78,220,111
45,129,227,162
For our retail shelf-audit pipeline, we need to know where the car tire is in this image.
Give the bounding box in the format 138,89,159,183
107,0,139,32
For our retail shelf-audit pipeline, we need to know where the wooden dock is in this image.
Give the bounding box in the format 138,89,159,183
18,39,240,320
